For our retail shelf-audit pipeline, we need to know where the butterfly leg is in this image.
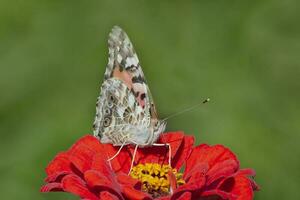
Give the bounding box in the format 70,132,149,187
107,142,126,162
128,144,139,175
152,143,172,166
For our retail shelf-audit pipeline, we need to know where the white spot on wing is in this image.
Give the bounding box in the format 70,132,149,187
125,56,138,68
117,54,122,63
128,94,135,107
108,58,113,66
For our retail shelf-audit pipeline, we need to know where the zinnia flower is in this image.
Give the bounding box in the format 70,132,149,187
41,132,259,199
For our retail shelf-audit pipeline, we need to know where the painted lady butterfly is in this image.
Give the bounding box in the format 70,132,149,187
93,26,166,148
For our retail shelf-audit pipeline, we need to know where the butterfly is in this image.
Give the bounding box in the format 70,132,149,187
93,26,167,151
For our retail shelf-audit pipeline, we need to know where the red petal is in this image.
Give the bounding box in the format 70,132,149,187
168,170,177,193
133,132,190,167
117,173,141,189
45,152,72,176
91,153,116,178
185,144,239,178
67,135,111,173
110,143,169,174
184,162,208,182
98,132,193,174
216,168,259,192
45,171,70,183
201,189,236,199
99,191,120,200
134,145,169,166
158,132,185,159
68,135,104,155
61,174,99,200
236,168,260,191
40,182,63,192
68,143,95,173
84,170,123,199
84,170,114,188
172,164,206,197
157,196,170,200
159,192,192,200
177,192,192,200
160,132,194,170
122,186,152,200
235,168,256,177
44,136,105,181
103,144,132,174
206,159,239,185
185,165,207,192
220,175,254,200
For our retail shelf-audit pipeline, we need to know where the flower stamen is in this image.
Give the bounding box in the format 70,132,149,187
130,163,185,198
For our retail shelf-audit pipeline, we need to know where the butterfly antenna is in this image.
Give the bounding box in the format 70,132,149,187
162,98,210,122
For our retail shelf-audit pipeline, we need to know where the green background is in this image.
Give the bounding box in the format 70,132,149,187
0,0,299,199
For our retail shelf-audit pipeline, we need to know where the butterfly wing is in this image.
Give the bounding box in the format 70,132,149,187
105,26,153,111
93,78,151,145
93,26,164,145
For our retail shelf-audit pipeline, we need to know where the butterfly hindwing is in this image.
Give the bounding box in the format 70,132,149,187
94,78,151,145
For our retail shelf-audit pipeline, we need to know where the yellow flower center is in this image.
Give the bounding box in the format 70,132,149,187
130,163,185,198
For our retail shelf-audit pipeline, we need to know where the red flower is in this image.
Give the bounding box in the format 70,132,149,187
41,132,259,200
40,135,151,200
162,144,259,200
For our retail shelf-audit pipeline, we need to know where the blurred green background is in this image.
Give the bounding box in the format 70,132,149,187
0,0,299,199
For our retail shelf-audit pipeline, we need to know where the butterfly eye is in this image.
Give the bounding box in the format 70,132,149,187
103,117,111,127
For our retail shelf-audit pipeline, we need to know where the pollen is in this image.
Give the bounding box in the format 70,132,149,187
130,163,185,198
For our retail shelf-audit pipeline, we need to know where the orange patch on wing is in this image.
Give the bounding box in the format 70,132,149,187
112,66,133,89
112,65,147,109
